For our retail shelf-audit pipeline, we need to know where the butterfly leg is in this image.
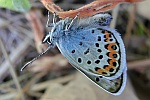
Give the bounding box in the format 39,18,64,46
46,11,51,27
46,12,57,27
66,12,80,31
52,12,57,26
47,12,57,45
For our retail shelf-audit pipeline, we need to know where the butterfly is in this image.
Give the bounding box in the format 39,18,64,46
21,13,127,95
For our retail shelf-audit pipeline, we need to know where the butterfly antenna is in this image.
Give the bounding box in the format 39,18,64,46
20,46,51,71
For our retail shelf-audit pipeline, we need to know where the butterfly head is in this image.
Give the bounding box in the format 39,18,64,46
42,21,65,47
42,31,56,47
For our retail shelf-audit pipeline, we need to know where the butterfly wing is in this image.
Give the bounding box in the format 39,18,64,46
56,26,126,80
57,35,127,95
74,63,127,95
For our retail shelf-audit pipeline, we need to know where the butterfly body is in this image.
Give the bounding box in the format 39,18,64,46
42,13,127,95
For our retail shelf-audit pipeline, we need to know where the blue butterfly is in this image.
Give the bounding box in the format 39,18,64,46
22,13,127,95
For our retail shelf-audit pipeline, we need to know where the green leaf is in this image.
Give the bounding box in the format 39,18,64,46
0,0,31,12
13,0,31,12
0,0,14,10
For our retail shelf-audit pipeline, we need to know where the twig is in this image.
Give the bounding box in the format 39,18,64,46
0,38,25,100
31,74,75,92
0,73,31,89
0,37,33,81
128,58,150,70
124,4,136,48
110,4,120,28
20,73,46,96
25,10,46,53
27,91,43,98
0,92,18,100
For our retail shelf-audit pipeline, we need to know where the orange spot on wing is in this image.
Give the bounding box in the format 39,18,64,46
109,59,117,66
108,52,117,59
97,68,104,74
107,43,117,52
105,31,111,42
105,66,110,71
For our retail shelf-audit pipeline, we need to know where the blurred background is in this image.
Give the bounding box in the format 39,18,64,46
0,0,150,100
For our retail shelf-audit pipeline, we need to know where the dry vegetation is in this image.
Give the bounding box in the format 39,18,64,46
0,0,150,100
